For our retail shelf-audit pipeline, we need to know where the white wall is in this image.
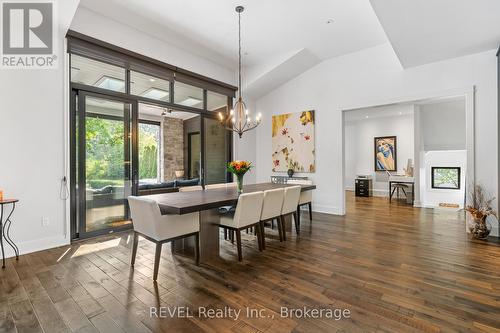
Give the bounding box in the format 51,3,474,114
344,105,414,196
254,44,497,218
70,7,235,85
420,100,466,151
0,1,80,256
0,5,237,257
421,150,467,208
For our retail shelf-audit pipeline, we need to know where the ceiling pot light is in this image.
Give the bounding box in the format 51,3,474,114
218,5,261,138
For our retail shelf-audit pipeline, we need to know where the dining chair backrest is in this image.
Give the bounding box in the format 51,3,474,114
205,183,225,189
128,196,163,238
286,179,313,185
233,191,264,228
282,186,301,215
179,185,203,192
287,180,313,204
261,188,285,221
128,196,199,241
205,182,237,190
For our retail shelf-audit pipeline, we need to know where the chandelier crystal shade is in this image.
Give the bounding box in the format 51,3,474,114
219,6,261,138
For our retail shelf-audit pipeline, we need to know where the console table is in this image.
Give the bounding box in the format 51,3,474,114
389,176,414,204
0,199,19,268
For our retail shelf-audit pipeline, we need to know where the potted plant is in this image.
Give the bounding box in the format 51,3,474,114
227,160,253,194
466,185,497,239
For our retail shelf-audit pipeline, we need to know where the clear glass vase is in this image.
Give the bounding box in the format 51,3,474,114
236,174,244,194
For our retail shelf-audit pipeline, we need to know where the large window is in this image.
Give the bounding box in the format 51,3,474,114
71,55,126,93
174,81,204,109
69,32,236,239
131,71,170,102
139,121,161,183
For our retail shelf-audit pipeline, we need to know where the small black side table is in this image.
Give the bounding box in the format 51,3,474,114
0,199,19,268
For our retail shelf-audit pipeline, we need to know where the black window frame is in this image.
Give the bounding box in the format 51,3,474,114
68,32,236,240
431,167,461,190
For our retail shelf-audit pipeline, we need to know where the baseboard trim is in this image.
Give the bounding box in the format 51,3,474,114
1,234,69,259
345,188,390,197
311,204,343,215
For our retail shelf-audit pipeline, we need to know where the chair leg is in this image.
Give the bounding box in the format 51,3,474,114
153,243,162,281
294,212,300,235
297,206,301,229
194,233,200,266
260,222,266,250
131,232,139,267
256,223,263,252
308,202,313,222
280,215,287,241
224,228,228,240
277,217,284,242
391,187,397,200
236,230,242,261
230,230,234,243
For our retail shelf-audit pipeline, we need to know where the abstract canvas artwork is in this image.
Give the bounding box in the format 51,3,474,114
374,136,397,171
272,110,315,172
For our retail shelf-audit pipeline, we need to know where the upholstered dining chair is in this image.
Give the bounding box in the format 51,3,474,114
219,191,264,261
287,179,313,225
205,182,238,240
178,185,203,192
205,182,237,189
260,188,286,248
128,196,200,281
280,186,302,239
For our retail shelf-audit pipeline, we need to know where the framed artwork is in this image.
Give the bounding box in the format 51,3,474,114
431,167,461,189
374,136,397,171
272,110,315,172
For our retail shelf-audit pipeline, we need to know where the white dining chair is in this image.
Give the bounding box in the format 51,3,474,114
260,188,286,248
128,196,200,281
205,182,237,189
280,186,302,239
179,185,203,192
287,179,314,224
219,191,264,261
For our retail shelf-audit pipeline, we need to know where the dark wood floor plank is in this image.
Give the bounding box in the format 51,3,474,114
0,300,16,333
9,300,43,333
3,193,500,332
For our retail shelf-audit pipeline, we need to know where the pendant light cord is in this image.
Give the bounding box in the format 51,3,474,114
238,9,242,99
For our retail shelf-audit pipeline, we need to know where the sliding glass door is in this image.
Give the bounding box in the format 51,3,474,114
203,117,231,185
75,92,137,238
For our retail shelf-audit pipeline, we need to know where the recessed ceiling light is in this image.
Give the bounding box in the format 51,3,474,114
95,76,125,91
141,88,169,100
399,112,403,115
179,97,202,107
365,115,369,119
149,78,156,82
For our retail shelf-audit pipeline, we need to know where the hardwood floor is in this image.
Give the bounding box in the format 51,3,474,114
2,193,500,332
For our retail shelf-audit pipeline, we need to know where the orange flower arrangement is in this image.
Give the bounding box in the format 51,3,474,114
227,160,252,176
227,161,253,193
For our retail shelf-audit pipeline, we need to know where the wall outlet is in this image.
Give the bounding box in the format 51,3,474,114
42,217,50,227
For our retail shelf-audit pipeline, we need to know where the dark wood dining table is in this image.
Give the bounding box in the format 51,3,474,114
144,182,316,264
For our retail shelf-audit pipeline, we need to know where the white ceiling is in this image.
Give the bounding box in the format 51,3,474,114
78,0,388,70
75,0,500,97
370,0,500,67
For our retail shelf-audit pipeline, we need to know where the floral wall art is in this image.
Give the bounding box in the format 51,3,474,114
272,110,316,172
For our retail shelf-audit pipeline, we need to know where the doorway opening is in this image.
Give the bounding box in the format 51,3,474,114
342,92,473,217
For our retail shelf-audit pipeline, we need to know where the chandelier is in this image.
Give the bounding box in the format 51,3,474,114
219,6,261,138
